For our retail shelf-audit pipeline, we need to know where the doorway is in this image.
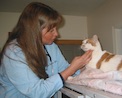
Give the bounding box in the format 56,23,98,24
112,27,122,55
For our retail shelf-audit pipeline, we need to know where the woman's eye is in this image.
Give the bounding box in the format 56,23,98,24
50,28,54,32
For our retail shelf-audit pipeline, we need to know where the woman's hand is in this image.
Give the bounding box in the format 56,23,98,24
60,50,92,80
70,50,92,71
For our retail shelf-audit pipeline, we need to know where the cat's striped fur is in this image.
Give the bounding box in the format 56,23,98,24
81,35,122,72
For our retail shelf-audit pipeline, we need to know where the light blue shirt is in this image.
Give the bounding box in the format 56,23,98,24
0,40,71,98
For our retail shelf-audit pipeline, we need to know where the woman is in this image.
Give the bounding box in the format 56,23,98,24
0,2,92,98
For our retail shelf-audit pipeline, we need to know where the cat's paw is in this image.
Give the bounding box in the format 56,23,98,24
67,76,74,80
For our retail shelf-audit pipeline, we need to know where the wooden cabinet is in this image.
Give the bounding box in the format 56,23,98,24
55,40,84,63
55,40,82,45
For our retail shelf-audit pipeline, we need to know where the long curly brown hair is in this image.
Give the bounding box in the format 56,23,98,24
0,2,62,79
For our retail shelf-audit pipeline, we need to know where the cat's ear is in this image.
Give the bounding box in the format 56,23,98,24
92,35,98,42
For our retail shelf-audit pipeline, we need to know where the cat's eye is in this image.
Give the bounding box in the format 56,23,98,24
85,41,89,44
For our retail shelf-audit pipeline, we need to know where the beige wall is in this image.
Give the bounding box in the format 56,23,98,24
2,0,122,53
0,12,87,49
87,0,122,52
59,15,87,40
0,12,20,49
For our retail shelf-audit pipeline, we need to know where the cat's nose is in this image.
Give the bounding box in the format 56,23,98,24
81,45,84,48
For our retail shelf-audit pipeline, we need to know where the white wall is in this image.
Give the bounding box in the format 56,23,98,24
87,0,122,52
0,12,87,49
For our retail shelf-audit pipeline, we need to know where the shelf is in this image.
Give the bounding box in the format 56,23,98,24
54,39,82,45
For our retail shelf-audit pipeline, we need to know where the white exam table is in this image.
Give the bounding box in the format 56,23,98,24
57,82,122,98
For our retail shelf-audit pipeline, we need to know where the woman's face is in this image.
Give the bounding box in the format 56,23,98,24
42,27,59,44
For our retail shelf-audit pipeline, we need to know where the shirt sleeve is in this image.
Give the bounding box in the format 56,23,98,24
3,45,63,98
54,43,70,72
58,73,65,85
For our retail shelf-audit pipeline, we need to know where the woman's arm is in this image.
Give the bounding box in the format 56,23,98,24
3,45,63,98
60,50,92,80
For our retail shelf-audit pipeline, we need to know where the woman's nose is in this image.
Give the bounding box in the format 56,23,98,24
54,29,58,37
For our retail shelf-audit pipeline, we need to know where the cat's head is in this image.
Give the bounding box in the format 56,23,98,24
81,35,101,51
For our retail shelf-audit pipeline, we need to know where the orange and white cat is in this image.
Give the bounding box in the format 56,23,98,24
81,35,122,72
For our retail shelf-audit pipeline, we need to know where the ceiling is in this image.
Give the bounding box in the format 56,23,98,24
0,0,108,16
